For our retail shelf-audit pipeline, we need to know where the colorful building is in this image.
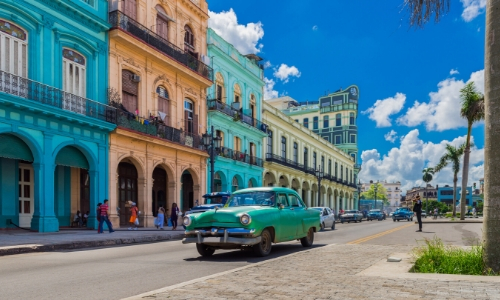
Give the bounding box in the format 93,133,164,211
0,0,114,232
205,28,267,193
437,186,473,206
106,0,213,228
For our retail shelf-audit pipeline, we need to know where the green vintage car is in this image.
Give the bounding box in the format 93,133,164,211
182,187,320,257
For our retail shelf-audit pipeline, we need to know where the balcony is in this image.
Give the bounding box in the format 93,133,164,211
207,99,268,133
320,102,357,114
108,10,213,81
0,70,116,124
266,153,305,171
218,147,263,167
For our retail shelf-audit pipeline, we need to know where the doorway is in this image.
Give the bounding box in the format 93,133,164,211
18,163,34,228
118,162,138,226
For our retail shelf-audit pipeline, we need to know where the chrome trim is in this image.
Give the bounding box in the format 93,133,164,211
182,236,262,245
185,228,255,236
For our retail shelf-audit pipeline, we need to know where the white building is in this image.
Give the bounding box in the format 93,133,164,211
361,180,402,211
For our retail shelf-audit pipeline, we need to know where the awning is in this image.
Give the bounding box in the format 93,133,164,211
55,146,89,169
0,134,34,162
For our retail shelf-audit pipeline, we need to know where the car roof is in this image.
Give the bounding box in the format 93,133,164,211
232,187,299,194
202,192,231,198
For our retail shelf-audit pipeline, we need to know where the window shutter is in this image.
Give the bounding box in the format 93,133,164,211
184,110,188,132
193,114,198,135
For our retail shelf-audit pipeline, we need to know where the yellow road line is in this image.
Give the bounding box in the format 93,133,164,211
347,223,414,244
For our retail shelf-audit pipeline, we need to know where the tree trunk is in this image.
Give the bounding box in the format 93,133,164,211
425,185,429,214
460,125,472,220
453,175,457,217
483,0,500,273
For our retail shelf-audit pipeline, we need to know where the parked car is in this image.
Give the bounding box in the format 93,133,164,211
389,212,394,217
367,209,386,221
392,207,414,222
421,211,427,218
182,187,320,257
311,207,336,230
185,192,232,216
340,210,363,223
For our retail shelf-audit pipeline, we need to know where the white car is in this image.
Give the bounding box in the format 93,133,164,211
311,207,336,231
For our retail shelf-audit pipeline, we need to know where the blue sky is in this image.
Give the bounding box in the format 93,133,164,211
207,0,486,192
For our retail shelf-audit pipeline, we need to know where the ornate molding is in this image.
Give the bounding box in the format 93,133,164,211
153,74,170,86
42,15,55,29
185,87,197,96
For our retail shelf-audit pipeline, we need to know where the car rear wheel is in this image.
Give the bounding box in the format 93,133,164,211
331,221,336,230
300,227,314,247
320,222,325,231
253,229,272,257
196,243,215,257
393,219,396,222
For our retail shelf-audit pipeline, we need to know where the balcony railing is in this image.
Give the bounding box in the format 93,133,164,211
0,70,116,123
116,111,202,150
109,10,213,81
320,102,358,113
207,99,268,133
218,147,263,167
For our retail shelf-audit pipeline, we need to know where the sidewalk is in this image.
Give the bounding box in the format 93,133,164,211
0,227,184,256
128,243,500,300
420,216,483,223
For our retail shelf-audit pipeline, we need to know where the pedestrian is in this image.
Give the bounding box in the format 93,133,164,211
156,206,165,230
98,199,114,234
413,195,423,232
129,202,139,230
472,207,477,218
170,202,180,230
433,207,438,220
96,203,102,233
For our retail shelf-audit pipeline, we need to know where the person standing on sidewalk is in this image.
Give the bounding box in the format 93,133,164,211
129,202,139,230
170,202,180,230
98,199,114,234
156,206,165,230
413,195,423,232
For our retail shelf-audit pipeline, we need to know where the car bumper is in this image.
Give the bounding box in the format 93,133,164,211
340,216,358,221
392,215,410,220
182,228,261,245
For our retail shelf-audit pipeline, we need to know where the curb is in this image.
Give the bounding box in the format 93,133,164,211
416,220,483,224
0,233,185,256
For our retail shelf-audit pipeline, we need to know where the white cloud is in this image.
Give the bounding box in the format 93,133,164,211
264,77,278,100
397,70,484,131
359,129,484,194
384,130,398,143
208,9,264,54
362,93,406,127
263,61,272,69
461,0,486,22
273,64,301,83
450,69,459,75
312,25,318,31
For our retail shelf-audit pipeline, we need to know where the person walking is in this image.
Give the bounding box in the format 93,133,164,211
129,202,139,230
98,199,114,234
156,206,165,230
433,207,438,220
413,195,423,232
472,206,477,218
170,202,180,230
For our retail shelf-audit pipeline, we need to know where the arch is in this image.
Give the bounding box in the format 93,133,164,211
231,174,243,192
278,174,289,188
233,83,242,96
0,133,34,162
264,171,276,187
182,166,200,187
247,177,258,188
117,155,146,180
214,170,227,192
302,181,310,191
52,141,97,172
156,85,170,99
55,146,89,169
151,161,175,180
291,178,300,190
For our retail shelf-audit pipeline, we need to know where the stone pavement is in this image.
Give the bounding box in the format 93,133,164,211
0,227,184,256
128,243,500,300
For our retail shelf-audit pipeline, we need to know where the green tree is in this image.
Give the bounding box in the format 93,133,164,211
434,143,466,217
422,167,435,213
361,182,389,208
458,82,484,220
405,0,500,273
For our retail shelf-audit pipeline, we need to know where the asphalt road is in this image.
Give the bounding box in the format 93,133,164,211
0,219,482,300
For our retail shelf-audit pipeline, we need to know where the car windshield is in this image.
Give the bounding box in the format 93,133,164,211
344,210,356,214
225,191,276,207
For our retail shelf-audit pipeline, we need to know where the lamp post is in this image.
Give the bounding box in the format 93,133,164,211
315,166,324,206
373,180,379,210
357,179,362,210
202,126,222,194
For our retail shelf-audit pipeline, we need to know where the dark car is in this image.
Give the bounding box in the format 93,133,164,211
367,209,386,221
340,210,363,223
392,207,414,222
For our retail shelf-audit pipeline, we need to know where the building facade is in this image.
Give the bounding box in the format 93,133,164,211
262,102,356,213
0,0,114,232
406,185,438,200
361,180,402,212
107,0,212,228
205,28,266,193
437,186,473,206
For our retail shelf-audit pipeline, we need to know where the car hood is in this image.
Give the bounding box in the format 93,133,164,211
193,206,267,224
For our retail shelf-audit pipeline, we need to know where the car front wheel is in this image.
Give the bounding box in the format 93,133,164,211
196,243,215,257
300,227,314,247
253,229,273,257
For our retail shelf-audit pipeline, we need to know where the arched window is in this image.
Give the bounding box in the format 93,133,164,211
215,72,225,102
336,113,341,126
184,99,197,134
155,5,169,40
216,130,224,147
184,25,194,49
63,48,86,114
232,176,239,192
233,83,241,108
156,86,169,125
0,19,28,78
248,179,253,188
121,70,139,113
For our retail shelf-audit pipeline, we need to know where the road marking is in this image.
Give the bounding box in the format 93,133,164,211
347,223,415,244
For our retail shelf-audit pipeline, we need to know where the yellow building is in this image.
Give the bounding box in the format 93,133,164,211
262,102,357,213
107,0,212,227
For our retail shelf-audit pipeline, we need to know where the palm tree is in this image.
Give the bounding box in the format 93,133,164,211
458,82,484,220
405,0,500,274
422,167,435,213
434,143,466,217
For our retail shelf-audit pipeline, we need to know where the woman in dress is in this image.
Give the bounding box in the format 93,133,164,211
156,206,165,230
170,202,180,230
129,202,139,230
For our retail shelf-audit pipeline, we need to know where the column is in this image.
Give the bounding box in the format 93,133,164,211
108,149,120,228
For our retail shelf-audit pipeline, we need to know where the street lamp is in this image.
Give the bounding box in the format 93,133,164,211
357,179,362,210
202,126,222,194
315,166,324,206
373,180,379,210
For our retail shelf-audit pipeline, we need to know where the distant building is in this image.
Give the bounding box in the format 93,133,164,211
361,180,401,212
406,184,438,200
437,186,473,206
479,178,484,195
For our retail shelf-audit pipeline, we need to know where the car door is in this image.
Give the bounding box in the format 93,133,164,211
326,208,334,227
288,193,306,237
276,193,295,242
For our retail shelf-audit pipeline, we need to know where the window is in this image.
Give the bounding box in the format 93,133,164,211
304,147,308,168
313,152,317,169
281,136,287,158
335,162,338,177
350,134,356,144
250,94,256,119
313,116,319,129
277,194,289,207
335,135,341,144
250,142,255,157
0,20,28,78
303,118,309,128
350,112,355,125
351,153,356,162
63,48,86,97
328,159,332,175
340,165,343,180
234,136,241,151
321,156,325,172
155,5,169,40
233,83,241,108
156,86,169,124
215,72,225,102
293,142,298,163
288,194,303,207
124,0,137,18
336,113,341,126
232,176,239,192
121,70,138,113
323,115,329,128
295,119,299,123
248,179,253,188
184,25,194,49
184,99,194,133
267,131,273,155
216,130,224,146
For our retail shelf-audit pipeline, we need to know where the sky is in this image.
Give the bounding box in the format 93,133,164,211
207,0,486,194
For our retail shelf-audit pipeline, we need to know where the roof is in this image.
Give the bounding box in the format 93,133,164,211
232,187,298,194
244,54,263,61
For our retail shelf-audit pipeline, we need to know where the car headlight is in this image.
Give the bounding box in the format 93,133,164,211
240,214,252,225
183,216,192,226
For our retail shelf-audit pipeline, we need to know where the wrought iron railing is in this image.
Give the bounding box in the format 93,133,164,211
207,99,268,133
218,147,263,167
0,70,116,123
320,102,358,113
116,111,202,149
109,10,213,81
266,153,305,172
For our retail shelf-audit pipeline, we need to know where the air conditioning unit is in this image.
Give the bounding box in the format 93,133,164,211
132,75,141,82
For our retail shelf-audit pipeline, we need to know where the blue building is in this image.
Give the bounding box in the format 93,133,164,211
0,0,114,232
437,186,473,206
206,29,267,193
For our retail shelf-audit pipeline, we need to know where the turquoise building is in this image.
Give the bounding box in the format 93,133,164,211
206,28,267,193
0,0,114,232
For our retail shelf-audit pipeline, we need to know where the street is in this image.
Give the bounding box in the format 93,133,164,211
0,220,482,300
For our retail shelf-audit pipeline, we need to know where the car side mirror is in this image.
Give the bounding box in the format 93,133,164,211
279,204,284,210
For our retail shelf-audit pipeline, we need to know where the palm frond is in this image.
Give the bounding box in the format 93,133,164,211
405,0,450,28
460,82,485,124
